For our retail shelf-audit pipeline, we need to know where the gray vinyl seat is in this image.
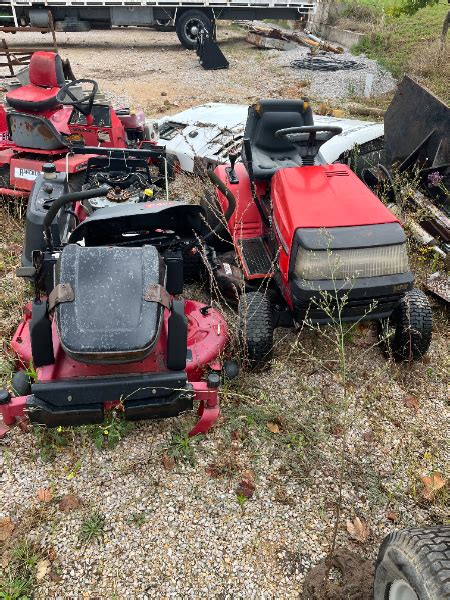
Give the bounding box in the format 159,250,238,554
242,99,314,180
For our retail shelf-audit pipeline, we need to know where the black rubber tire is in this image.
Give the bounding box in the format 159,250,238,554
374,526,450,600
238,291,273,364
378,288,432,361
200,190,232,251
12,370,32,396
175,10,213,50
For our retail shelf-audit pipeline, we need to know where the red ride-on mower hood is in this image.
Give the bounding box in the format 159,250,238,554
271,163,398,246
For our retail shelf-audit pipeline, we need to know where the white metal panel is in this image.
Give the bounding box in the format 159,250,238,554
6,0,315,8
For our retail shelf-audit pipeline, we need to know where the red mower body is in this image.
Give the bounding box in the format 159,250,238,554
1,299,228,438
0,52,148,198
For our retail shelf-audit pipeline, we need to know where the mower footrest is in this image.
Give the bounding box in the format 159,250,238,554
239,238,273,277
124,393,194,421
27,396,104,427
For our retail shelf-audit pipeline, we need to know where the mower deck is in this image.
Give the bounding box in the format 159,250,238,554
1,300,227,436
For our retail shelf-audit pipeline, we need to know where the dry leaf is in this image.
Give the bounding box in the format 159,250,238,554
58,494,81,513
362,430,375,443
386,510,398,522
1,551,11,569
266,421,280,434
36,559,51,581
236,470,255,499
236,479,255,499
162,454,175,471
403,395,419,412
0,516,15,542
46,546,57,562
421,473,446,501
37,488,53,503
205,464,220,478
346,516,370,542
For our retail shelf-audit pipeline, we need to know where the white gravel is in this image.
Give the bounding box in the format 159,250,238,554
273,45,396,100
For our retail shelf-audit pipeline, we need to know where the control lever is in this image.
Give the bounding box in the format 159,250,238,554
225,151,239,185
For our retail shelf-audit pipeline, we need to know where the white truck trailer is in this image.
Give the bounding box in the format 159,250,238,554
0,0,316,49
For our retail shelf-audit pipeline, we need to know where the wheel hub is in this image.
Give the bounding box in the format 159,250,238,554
389,579,419,600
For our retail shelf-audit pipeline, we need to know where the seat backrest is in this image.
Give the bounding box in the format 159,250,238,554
245,99,314,152
29,52,65,88
7,112,66,150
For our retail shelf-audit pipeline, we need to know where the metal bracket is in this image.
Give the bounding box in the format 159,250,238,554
144,284,172,310
48,283,75,311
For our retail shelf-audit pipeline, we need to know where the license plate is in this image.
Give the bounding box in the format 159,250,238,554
14,167,40,181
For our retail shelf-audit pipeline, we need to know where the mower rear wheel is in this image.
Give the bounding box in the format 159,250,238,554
378,288,432,361
238,291,273,365
374,526,450,600
200,190,232,251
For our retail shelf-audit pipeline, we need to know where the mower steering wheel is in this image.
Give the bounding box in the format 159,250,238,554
56,79,98,117
275,125,343,141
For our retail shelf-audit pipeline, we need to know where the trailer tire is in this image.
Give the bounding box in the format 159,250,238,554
238,291,273,365
200,190,232,251
374,526,450,600
176,10,213,50
378,288,432,361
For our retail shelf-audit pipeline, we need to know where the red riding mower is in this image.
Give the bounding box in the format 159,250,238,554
0,51,152,198
0,146,233,437
202,99,433,363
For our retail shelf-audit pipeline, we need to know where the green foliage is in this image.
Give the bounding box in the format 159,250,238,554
166,430,197,465
389,0,439,16
84,408,134,450
79,511,106,544
0,541,43,600
32,425,69,462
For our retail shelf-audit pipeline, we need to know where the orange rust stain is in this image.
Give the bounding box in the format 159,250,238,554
37,124,54,140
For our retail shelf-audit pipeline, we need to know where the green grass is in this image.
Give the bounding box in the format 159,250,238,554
348,0,449,101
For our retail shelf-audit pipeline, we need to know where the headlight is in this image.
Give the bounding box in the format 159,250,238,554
294,244,410,281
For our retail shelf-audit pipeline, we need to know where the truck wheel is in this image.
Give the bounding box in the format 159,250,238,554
176,10,213,50
378,288,432,361
238,291,273,365
374,526,450,600
200,190,232,251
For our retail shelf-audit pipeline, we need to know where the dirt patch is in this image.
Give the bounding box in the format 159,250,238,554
302,548,374,599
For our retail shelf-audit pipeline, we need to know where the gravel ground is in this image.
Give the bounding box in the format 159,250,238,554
273,46,396,100
0,26,448,599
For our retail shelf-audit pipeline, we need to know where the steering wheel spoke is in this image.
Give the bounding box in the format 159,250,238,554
56,78,99,117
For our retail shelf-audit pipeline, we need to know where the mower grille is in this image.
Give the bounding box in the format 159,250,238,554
239,238,273,277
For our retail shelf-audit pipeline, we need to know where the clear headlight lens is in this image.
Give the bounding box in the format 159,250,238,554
294,244,410,281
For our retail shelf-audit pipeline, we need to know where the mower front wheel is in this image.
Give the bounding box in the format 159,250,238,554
238,291,273,365
378,288,432,361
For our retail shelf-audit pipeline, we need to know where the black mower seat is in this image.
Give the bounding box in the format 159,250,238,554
242,99,314,180
6,51,65,112
54,244,165,364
